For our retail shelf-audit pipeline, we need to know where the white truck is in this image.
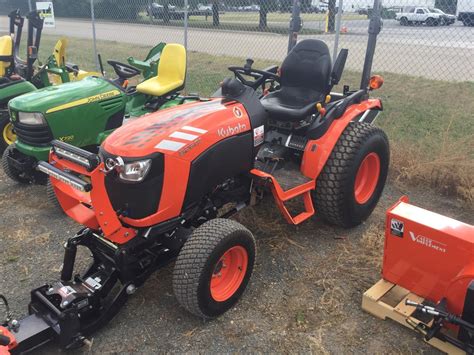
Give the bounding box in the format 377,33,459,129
457,0,474,26
396,6,456,26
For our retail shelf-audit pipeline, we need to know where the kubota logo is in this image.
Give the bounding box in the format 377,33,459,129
217,123,247,137
409,231,446,253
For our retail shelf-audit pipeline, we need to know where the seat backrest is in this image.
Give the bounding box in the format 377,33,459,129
157,43,186,87
0,36,13,77
53,38,68,67
280,39,332,94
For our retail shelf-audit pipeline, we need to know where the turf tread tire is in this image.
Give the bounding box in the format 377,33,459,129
173,218,256,319
313,122,389,228
47,179,63,213
1,144,29,184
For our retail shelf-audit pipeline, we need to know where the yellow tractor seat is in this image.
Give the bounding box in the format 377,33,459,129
53,38,68,67
136,43,186,97
0,35,13,77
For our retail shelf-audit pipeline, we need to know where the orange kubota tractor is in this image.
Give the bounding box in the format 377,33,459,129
1,1,390,352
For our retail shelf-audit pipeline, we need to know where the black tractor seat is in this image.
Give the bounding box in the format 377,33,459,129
261,39,333,122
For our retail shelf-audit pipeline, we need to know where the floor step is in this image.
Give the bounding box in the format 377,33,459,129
272,163,312,191
251,166,315,225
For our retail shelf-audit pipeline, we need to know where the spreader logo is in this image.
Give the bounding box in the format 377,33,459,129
409,231,447,253
390,218,404,237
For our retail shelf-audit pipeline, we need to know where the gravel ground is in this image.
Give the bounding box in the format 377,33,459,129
0,169,472,354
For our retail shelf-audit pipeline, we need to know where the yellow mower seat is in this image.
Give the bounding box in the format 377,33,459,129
53,38,68,67
136,43,186,97
0,36,13,77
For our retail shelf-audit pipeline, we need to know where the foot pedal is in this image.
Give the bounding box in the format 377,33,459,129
285,134,308,151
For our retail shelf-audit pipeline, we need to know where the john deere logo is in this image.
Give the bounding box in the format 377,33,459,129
10,112,17,121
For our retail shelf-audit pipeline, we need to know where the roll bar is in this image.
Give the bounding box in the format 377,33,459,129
360,0,382,90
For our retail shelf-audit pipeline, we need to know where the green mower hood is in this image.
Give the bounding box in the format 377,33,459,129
9,76,123,114
0,80,37,107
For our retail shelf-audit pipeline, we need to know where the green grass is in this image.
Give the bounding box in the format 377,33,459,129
136,11,366,34
12,35,474,203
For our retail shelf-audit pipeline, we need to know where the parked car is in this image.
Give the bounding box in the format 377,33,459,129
147,3,185,20
429,8,456,25
396,6,454,26
197,4,212,12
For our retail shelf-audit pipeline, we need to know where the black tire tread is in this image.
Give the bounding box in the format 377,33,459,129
313,122,389,226
1,144,29,183
47,179,63,213
173,218,255,318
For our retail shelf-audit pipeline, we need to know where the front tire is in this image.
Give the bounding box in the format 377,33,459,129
313,122,389,228
0,113,15,154
1,145,30,184
173,219,256,319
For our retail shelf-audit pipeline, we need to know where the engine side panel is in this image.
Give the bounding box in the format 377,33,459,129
182,132,254,210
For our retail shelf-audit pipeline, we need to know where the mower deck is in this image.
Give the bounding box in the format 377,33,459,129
363,279,464,355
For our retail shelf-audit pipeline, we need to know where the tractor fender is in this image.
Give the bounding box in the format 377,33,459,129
301,98,382,180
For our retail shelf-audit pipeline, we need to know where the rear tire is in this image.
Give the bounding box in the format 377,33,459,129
400,17,408,26
312,122,389,228
47,179,63,213
1,145,30,184
173,218,256,319
426,17,435,26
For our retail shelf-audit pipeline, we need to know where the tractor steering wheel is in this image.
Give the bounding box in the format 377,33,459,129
107,60,141,80
228,59,279,90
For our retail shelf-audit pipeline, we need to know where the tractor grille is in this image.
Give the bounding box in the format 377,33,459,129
12,121,53,146
100,97,123,112
100,149,165,220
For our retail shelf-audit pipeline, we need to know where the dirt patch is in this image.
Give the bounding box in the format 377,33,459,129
0,169,472,353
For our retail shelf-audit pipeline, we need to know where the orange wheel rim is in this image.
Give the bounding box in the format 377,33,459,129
354,152,381,204
210,246,248,302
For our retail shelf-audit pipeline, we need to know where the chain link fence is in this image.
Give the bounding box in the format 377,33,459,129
0,0,473,91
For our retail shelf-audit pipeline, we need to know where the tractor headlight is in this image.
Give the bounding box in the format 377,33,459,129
119,159,152,182
18,112,46,125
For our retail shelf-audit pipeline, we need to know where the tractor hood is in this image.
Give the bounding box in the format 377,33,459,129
8,76,121,113
102,99,252,160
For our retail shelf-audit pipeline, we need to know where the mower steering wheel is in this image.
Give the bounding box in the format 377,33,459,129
107,60,141,79
228,65,279,91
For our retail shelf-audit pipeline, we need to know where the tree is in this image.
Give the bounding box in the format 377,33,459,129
212,0,219,26
327,0,336,32
257,0,278,30
163,0,170,23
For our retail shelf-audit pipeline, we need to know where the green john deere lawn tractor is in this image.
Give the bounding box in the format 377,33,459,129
0,10,99,152
2,41,199,184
